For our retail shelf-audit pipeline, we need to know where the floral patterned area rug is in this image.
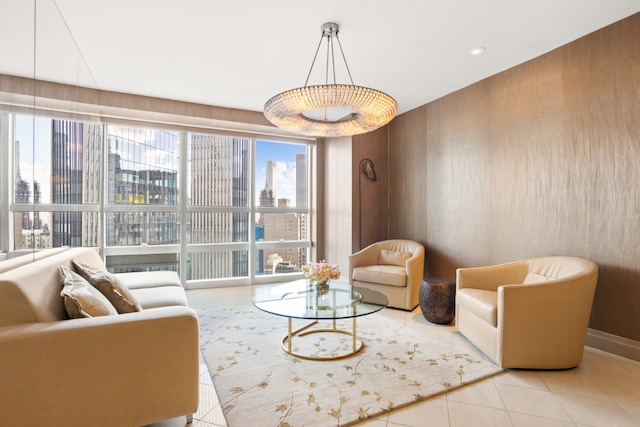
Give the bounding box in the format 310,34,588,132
198,305,502,427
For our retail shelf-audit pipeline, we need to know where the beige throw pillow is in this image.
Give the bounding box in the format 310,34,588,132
73,261,142,314
60,266,118,318
379,249,412,267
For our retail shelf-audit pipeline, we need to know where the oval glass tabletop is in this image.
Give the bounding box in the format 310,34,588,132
252,279,388,320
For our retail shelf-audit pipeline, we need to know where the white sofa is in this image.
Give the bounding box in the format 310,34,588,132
456,256,598,369
0,247,199,426
349,239,425,310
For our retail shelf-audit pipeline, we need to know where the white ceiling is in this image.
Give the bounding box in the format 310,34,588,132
2,0,640,116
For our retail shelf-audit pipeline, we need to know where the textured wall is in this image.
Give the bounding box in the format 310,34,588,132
385,13,640,341
352,127,389,252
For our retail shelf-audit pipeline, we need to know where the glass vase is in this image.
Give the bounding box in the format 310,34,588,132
315,279,330,295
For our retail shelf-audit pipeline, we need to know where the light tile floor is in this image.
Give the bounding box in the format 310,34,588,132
149,285,640,427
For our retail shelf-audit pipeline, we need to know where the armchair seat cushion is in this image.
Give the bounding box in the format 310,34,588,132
352,265,407,287
456,288,497,326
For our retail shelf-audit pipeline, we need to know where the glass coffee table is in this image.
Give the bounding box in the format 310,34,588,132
253,280,388,360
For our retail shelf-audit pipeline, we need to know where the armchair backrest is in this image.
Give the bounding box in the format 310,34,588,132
376,239,424,258
526,256,597,282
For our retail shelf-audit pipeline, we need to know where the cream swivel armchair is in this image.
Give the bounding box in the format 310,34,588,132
349,239,425,310
456,256,598,369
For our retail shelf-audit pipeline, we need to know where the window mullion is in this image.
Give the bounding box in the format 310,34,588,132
249,137,256,282
179,131,189,286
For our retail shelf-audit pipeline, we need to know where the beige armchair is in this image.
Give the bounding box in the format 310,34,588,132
456,256,598,369
349,239,425,310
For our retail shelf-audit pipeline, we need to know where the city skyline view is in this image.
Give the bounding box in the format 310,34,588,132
8,112,311,279
15,115,306,208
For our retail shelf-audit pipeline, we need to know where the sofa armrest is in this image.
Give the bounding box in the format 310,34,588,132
0,306,200,427
457,260,530,291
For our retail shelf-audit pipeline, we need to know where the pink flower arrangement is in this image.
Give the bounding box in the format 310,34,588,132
302,260,341,283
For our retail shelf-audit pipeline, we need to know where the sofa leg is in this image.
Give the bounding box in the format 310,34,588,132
186,413,194,425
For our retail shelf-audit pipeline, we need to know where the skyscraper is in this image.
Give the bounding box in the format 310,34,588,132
259,160,276,208
189,134,249,279
51,120,102,248
296,152,307,208
106,128,179,249
51,120,84,247
14,139,31,250
295,152,308,267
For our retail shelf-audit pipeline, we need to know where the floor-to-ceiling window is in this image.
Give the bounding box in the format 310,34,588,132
2,112,312,287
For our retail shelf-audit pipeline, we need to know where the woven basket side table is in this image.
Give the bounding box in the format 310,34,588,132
419,277,456,324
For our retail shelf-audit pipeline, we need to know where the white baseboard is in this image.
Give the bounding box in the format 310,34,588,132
585,328,640,362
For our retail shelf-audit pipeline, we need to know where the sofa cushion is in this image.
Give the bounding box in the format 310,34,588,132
130,286,189,309
352,265,407,287
60,266,118,318
115,270,182,290
456,288,498,326
73,261,142,314
379,250,412,267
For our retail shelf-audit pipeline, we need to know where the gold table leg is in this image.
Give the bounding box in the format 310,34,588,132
281,317,363,361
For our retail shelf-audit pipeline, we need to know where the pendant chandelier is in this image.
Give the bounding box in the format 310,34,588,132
263,22,397,138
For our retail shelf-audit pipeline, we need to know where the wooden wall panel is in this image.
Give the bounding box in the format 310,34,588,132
486,52,579,263
561,16,640,338
423,83,493,278
388,107,428,243
384,13,640,342
352,127,389,251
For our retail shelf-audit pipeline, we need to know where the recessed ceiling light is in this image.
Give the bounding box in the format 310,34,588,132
469,47,486,55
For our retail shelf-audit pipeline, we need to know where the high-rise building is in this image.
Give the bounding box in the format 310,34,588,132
51,120,102,248
51,120,83,247
106,129,179,249
296,152,307,208
265,160,275,198
14,140,30,250
189,134,249,279
295,152,307,267
81,123,102,247
259,160,276,208
261,198,306,271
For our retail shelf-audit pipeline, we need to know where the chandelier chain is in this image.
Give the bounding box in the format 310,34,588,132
327,32,333,85
304,34,325,87
335,35,354,85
